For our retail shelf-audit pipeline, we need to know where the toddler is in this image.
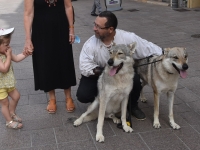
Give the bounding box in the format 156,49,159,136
0,28,29,129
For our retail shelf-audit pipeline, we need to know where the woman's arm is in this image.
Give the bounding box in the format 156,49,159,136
24,0,34,55
64,0,75,44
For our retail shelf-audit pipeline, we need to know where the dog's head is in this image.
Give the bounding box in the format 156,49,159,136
107,42,136,76
163,47,188,78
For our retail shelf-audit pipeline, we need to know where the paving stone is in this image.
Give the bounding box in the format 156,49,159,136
58,140,96,150
179,111,200,126
95,133,149,150
54,124,92,143
173,126,200,150
31,128,56,147
0,130,31,150
139,129,189,150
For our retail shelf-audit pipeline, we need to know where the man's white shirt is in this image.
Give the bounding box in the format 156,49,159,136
80,29,162,77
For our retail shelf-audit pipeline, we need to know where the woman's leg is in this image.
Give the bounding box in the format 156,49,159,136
64,87,75,112
48,90,56,100
64,87,72,99
47,90,57,113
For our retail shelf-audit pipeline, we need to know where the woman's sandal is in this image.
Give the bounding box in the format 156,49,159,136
66,98,75,113
6,120,23,129
47,99,57,114
11,113,22,123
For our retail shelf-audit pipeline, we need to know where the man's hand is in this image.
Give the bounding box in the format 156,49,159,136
93,67,104,76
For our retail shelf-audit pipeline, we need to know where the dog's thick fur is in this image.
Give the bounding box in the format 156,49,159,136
136,47,188,129
74,43,136,142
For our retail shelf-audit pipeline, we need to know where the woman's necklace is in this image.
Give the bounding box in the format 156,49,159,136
45,0,57,7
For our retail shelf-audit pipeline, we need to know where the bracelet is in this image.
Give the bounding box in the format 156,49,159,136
69,25,74,28
69,34,75,36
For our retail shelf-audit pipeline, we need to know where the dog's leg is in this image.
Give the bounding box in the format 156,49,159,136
96,98,107,143
74,99,99,126
83,109,98,122
121,97,133,132
153,91,161,129
168,91,180,129
108,114,121,124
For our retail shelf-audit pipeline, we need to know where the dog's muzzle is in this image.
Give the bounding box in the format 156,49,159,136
107,58,124,76
172,63,188,78
107,58,114,66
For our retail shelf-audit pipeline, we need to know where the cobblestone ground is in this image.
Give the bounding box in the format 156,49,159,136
0,0,200,149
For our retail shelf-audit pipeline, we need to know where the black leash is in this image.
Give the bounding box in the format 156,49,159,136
136,59,162,67
136,49,165,68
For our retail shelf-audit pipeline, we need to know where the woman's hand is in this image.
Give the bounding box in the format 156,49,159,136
69,28,75,44
24,39,34,55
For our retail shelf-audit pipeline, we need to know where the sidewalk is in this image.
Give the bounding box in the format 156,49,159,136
0,0,200,149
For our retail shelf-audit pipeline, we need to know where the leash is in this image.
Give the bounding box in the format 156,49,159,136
136,49,165,68
136,59,162,67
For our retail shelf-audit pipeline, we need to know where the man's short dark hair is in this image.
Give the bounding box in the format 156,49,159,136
99,11,118,30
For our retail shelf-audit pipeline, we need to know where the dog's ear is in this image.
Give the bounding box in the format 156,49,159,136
128,42,137,54
163,48,170,55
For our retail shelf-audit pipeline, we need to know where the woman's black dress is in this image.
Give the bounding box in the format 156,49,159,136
32,0,76,92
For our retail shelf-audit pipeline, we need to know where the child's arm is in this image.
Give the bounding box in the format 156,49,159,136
0,49,12,73
11,52,28,62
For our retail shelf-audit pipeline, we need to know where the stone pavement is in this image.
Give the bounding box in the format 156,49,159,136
0,0,200,149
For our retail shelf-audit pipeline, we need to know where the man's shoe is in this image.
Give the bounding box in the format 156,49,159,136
131,106,146,120
91,13,98,16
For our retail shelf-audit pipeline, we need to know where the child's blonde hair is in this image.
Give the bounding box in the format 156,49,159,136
0,33,12,45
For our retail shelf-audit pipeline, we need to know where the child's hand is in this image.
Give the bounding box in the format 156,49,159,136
5,47,12,57
23,48,30,57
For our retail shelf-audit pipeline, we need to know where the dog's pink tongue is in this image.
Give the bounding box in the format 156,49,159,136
109,67,117,76
180,70,187,78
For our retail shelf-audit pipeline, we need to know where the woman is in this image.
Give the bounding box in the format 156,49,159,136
24,0,76,113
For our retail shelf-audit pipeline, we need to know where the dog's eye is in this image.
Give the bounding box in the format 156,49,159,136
118,52,123,55
173,56,178,59
109,51,113,54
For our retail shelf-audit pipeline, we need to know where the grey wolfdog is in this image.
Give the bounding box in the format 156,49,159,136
74,42,136,142
136,47,188,130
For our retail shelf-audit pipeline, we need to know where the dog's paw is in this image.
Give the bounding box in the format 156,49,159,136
140,97,147,103
153,122,161,129
112,118,121,124
123,125,133,133
73,119,82,127
170,122,181,130
96,134,105,143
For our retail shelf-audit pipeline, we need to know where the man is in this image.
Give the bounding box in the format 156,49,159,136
76,11,162,120
91,0,102,16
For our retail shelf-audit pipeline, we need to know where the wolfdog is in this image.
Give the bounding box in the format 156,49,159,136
74,43,136,142
136,47,188,129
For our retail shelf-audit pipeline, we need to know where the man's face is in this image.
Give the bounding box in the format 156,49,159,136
93,17,111,41
0,38,10,54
